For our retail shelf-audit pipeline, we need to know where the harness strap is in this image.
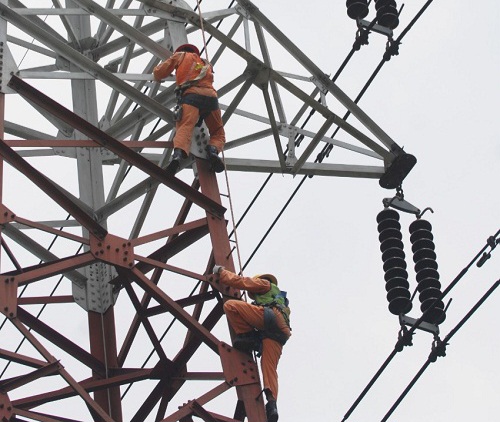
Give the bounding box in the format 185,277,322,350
262,307,289,346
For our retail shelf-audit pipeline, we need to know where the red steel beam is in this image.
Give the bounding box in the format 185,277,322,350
118,180,199,367
123,267,220,353
11,319,115,422
16,307,105,375
87,308,123,422
12,369,154,409
196,159,267,422
7,76,225,218
0,139,108,240
4,251,95,287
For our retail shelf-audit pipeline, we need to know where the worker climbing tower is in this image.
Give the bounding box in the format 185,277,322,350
0,1,416,421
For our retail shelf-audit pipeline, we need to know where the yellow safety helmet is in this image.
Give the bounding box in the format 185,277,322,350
253,273,278,286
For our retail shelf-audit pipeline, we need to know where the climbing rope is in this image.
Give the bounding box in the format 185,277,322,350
196,0,210,62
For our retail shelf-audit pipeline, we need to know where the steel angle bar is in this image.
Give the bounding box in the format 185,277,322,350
0,361,61,392
103,163,152,216
269,71,390,159
13,309,106,375
133,255,208,281
1,225,88,285
132,224,210,275
12,408,82,422
117,188,198,366
4,140,170,148
210,15,244,66
12,368,155,410
0,5,174,123
0,139,106,239
292,115,336,174
217,72,251,98
7,35,57,58
17,295,74,305
235,0,398,152
120,267,220,353
71,0,170,59
289,85,321,126
224,128,273,151
105,83,177,140
6,252,95,287
201,8,238,22
225,158,384,178
138,0,258,63
13,216,88,245
262,87,286,170
254,21,286,123
3,122,58,141
8,0,66,43
132,218,209,247
121,280,170,364
7,76,225,218
159,382,232,422
18,71,154,81
190,401,219,422
137,303,225,422
149,291,217,314
0,348,46,369
221,72,257,125
296,127,383,159
92,19,166,61
10,219,80,230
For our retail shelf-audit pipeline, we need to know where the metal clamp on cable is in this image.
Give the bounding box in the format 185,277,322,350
429,336,448,362
477,234,500,267
395,325,413,352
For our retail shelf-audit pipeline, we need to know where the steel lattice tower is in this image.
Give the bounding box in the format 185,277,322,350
0,1,412,421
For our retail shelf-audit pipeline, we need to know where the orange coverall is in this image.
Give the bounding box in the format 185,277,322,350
153,51,225,156
219,269,291,400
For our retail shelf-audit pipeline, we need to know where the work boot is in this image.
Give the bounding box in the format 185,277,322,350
265,400,279,422
205,145,225,173
166,148,184,175
233,331,259,353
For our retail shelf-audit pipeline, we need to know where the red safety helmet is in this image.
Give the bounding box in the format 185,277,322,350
174,43,200,56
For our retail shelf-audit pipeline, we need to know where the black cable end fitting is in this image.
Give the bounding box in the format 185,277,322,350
477,252,491,268
383,39,401,62
395,327,413,352
429,338,448,362
353,28,370,51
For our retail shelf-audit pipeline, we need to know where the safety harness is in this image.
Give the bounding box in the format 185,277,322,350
252,283,291,346
173,54,212,122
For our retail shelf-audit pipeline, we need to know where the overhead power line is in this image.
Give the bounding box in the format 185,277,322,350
381,276,500,421
241,0,436,269
341,228,500,421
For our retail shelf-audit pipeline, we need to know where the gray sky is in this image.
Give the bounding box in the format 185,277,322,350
237,1,500,421
1,1,498,421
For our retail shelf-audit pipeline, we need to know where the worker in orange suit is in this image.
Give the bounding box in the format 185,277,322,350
153,43,225,174
212,265,291,422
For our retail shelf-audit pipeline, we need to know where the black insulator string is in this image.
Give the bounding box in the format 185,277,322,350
381,277,500,422
341,229,499,421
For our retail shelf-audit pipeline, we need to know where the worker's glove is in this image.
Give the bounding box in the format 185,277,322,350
212,264,224,274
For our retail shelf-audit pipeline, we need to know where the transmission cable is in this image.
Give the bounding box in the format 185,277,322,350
238,0,437,265
381,276,500,421
341,228,500,421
